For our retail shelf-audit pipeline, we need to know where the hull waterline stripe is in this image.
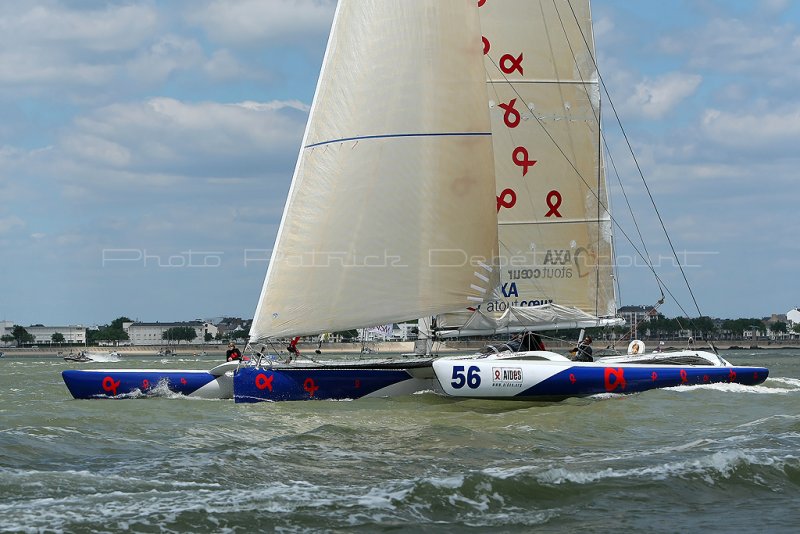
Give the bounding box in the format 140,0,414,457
305,131,492,149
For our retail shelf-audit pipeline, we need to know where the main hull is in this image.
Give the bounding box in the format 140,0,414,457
62,369,233,399
432,358,769,400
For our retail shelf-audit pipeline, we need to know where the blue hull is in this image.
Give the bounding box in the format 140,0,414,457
233,367,422,403
62,369,231,399
519,365,769,399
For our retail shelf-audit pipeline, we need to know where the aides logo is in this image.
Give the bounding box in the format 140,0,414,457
492,367,523,388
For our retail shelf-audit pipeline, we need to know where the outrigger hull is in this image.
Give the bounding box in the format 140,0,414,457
233,362,439,403
431,358,769,400
62,368,233,399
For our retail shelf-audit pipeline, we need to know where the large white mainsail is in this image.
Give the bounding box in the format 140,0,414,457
436,0,619,336
250,0,500,341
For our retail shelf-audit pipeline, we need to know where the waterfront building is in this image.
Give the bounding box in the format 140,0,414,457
125,321,217,346
26,325,87,345
617,305,659,338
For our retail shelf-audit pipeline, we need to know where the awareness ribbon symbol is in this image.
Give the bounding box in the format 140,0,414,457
102,376,120,396
512,147,537,176
500,53,524,75
499,99,521,129
303,377,319,397
604,368,627,392
255,373,274,391
545,190,563,217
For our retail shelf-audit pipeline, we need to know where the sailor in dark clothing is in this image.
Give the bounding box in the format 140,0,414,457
226,342,242,362
573,336,593,362
484,332,546,353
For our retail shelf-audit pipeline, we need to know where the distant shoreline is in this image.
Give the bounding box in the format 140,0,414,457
2,339,798,357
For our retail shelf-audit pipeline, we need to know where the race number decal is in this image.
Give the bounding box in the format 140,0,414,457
450,365,482,389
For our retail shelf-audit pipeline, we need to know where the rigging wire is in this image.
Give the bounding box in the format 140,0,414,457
484,51,694,320
562,0,704,318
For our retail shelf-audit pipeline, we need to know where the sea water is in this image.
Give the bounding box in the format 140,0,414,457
0,350,798,533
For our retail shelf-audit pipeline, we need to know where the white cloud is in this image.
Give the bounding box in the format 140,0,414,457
188,0,336,46
50,97,307,189
125,35,205,86
701,104,800,152
760,0,790,14
626,72,702,119
0,214,24,234
658,17,799,85
0,3,159,89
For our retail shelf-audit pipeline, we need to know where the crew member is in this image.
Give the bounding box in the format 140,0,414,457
226,342,242,362
573,336,593,362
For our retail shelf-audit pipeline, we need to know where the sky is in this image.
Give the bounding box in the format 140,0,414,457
0,0,798,327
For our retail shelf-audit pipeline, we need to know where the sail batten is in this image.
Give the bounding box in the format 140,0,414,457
250,0,499,341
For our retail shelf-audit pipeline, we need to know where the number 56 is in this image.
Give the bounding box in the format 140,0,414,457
450,365,481,389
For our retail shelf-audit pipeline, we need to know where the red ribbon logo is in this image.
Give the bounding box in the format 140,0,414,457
680,369,688,383
499,99,521,129
569,373,576,384
728,369,737,382
102,376,120,396
496,188,516,212
142,379,150,390
604,368,626,392
651,371,658,381
180,377,187,385
255,373,274,392
500,53,524,75
512,147,537,176
545,190,563,217
303,377,319,398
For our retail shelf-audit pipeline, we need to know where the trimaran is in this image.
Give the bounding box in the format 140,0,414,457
63,0,767,401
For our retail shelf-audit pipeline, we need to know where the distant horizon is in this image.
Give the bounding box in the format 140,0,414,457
4,304,798,330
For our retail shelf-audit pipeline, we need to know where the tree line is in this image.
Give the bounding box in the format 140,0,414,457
2,315,252,347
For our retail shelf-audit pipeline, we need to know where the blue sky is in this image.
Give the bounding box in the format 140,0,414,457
0,0,797,327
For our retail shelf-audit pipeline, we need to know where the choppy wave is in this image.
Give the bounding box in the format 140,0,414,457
2,348,799,532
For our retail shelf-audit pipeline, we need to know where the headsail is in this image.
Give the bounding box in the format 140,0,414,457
438,0,619,335
250,0,499,341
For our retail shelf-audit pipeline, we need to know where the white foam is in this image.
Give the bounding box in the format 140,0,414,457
667,382,792,394
489,449,784,486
